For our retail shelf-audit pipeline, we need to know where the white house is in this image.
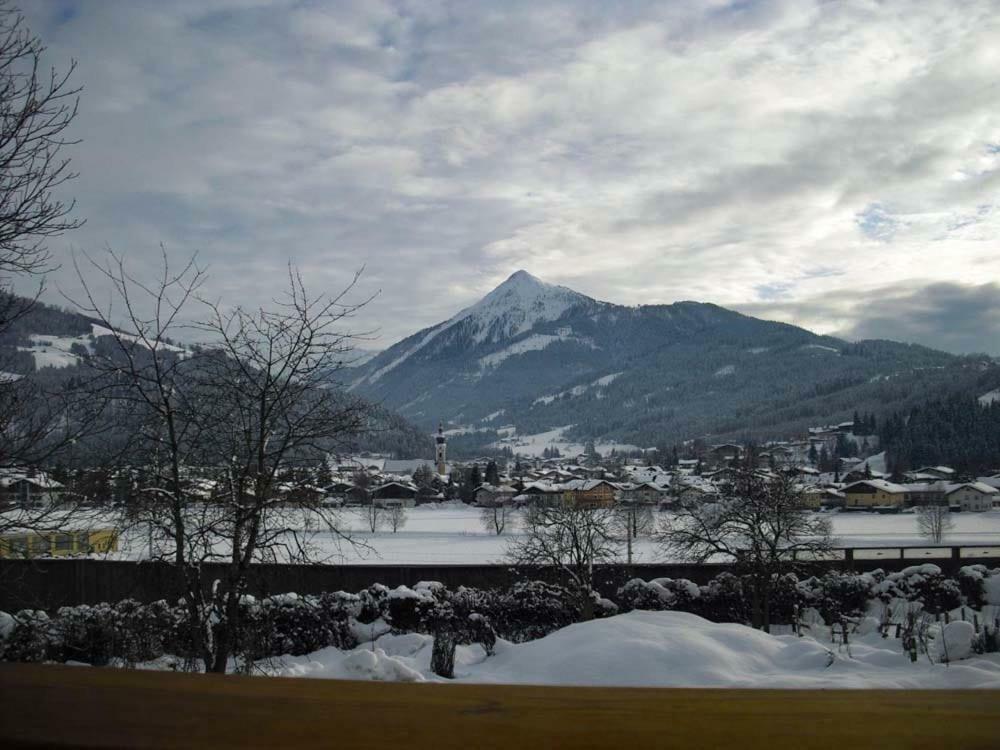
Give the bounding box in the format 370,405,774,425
944,482,999,512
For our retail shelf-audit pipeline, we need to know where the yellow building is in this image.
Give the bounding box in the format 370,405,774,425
0,528,118,558
843,480,907,509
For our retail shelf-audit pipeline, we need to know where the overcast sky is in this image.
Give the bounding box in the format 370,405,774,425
19,0,1000,355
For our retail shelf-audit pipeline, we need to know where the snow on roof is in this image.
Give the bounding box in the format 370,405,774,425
945,482,999,495
844,479,907,493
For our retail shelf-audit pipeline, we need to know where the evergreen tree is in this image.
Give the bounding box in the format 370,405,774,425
484,460,500,485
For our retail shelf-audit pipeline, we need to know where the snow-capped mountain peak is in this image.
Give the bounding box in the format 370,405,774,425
359,270,595,384
448,270,594,344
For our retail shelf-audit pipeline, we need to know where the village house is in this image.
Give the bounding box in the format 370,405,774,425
708,443,742,466
619,481,670,505
944,482,998,512
474,483,517,506
370,481,419,508
843,479,908,510
913,466,956,481
0,472,64,509
560,479,618,508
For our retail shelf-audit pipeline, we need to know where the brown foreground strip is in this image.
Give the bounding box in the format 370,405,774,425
1,662,999,749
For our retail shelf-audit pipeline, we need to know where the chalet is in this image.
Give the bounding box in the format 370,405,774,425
382,459,440,477
843,480,907,510
560,479,618,508
370,481,418,508
474,484,517,506
0,473,64,509
674,482,716,505
708,444,742,465
944,482,998,512
842,466,886,484
703,467,738,484
517,481,563,507
802,486,846,509
619,482,670,505
914,466,956,481
899,482,948,507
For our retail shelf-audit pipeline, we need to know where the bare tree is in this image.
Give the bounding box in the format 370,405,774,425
480,502,512,535
356,502,384,533
71,253,374,673
657,464,833,631
506,502,620,620
387,504,407,533
0,2,82,326
916,504,953,544
192,265,373,672
0,3,89,550
611,502,654,564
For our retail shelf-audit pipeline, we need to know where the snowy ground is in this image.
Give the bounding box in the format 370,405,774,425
257,611,1000,688
104,506,1000,565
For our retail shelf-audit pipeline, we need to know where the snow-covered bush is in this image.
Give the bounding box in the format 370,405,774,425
236,592,359,660
356,584,390,624
494,581,580,642
696,573,750,624
884,565,962,616
616,577,700,614
385,585,443,634
766,573,804,625
1,610,52,662
801,572,875,624
465,612,497,656
956,565,998,609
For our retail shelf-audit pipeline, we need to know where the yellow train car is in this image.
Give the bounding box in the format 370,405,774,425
0,528,119,558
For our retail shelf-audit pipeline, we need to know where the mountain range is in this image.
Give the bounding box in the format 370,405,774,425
348,271,1000,454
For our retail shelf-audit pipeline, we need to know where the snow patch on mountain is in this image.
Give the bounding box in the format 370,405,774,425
489,424,640,457
803,344,840,355
532,371,625,406
979,389,1000,405
593,372,623,387
479,334,569,369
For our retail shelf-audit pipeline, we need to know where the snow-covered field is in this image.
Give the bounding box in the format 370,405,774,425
107,506,1000,565
258,610,1000,688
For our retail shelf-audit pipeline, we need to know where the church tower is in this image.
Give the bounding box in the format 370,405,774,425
435,422,447,475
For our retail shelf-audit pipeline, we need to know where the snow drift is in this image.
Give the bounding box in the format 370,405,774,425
269,610,1000,689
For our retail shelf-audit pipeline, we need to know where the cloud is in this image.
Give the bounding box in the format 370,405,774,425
738,281,1000,356
12,0,1000,352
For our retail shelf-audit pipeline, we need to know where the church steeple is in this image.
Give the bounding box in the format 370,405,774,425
435,422,447,475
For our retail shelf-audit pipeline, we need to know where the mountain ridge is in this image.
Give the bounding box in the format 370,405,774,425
348,272,1000,453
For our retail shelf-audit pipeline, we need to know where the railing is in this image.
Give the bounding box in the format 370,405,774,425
1,663,998,749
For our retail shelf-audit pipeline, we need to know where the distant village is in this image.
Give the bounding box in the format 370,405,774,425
272,421,1000,514
2,420,999,531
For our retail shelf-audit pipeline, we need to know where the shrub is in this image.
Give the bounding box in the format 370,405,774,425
885,565,962,616
802,572,875,624
617,578,699,614
697,573,750,624
957,566,991,609
762,573,803,625
2,610,52,663
385,586,441,634
495,581,580,642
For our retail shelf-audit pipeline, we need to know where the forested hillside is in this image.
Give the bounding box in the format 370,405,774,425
0,295,433,461
880,395,1000,476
